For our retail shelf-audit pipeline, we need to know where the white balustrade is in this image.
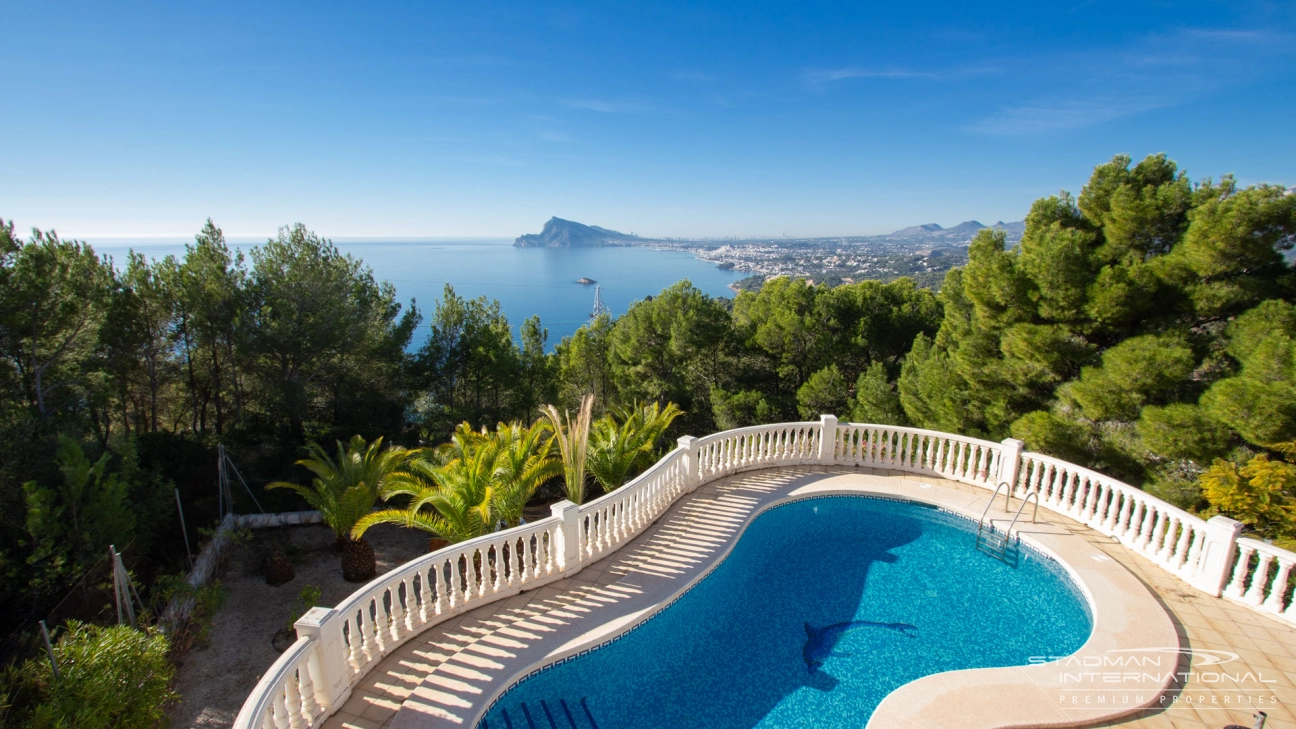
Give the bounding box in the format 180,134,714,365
695,421,821,480
235,417,1296,727
233,515,564,729
1224,539,1296,621
834,423,1001,485
576,447,690,560
1011,451,1215,584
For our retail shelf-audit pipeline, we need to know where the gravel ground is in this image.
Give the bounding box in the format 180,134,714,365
168,522,430,728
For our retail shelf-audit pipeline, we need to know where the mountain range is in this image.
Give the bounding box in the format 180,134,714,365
890,220,1025,238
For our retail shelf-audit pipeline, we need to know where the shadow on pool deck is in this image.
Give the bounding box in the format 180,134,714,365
321,467,1296,729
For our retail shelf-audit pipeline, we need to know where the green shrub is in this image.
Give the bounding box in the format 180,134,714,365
6,622,175,728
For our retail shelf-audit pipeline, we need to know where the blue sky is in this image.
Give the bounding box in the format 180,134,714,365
2,1,1293,239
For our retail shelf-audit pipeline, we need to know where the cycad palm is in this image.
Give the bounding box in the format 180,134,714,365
352,421,559,547
492,421,562,526
587,401,684,493
267,435,408,582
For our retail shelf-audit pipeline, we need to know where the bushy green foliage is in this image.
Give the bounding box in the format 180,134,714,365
24,437,135,568
850,363,906,426
4,151,1296,639
414,285,550,441
586,402,683,493
269,436,409,542
709,388,776,430
796,365,849,420
4,622,175,728
354,420,560,541
898,153,1296,496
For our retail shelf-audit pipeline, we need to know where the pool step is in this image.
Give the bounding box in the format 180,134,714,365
975,528,1020,565
484,697,600,729
974,482,1038,567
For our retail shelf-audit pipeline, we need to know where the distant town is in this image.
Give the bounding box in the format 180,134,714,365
516,217,1026,291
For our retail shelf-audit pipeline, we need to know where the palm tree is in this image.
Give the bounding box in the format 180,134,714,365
267,435,407,582
351,421,559,547
586,401,684,493
492,421,563,527
539,395,595,505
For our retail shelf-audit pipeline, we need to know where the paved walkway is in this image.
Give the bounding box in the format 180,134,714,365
320,467,1296,729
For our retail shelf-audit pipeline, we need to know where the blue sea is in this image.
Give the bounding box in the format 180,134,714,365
87,238,745,348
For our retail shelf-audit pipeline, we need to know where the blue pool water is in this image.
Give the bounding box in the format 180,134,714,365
480,496,1092,729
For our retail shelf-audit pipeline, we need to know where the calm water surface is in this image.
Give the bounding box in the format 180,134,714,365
481,497,1092,729
88,238,744,347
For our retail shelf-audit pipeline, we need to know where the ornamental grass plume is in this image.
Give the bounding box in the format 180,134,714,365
539,395,595,505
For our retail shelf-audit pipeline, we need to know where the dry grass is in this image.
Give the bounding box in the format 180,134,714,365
168,522,429,728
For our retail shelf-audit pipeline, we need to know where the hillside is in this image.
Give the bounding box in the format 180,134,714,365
514,217,636,247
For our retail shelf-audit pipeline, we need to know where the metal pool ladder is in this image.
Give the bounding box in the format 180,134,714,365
976,482,1039,564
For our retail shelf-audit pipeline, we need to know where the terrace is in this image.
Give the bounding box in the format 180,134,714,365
233,419,1296,729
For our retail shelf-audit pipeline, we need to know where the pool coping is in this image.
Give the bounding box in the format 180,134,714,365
388,467,1178,729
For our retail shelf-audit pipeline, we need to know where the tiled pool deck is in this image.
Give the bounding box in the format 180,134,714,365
319,466,1296,729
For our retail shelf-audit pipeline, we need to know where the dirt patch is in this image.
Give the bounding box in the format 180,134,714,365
168,522,430,728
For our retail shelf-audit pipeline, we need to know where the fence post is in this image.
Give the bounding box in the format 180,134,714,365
294,607,352,712
551,500,583,578
998,438,1024,490
819,414,838,465
1190,516,1244,597
677,436,701,490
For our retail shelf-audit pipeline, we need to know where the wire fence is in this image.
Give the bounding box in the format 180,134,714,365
221,443,312,514
0,540,142,665
2,441,318,666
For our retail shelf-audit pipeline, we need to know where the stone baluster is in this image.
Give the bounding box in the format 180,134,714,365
1244,552,1276,606
298,651,322,719
285,672,305,729
391,581,407,640
356,608,376,664
1078,476,1097,522
1100,489,1122,533
1167,521,1189,569
1224,542,1256,599
1135,504,1156,550
1060,471,1078,516
1263,558,1294,613
271,685,290,729
1155,517,1178,564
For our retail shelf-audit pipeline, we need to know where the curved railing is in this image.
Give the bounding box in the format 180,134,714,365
233,416,1285,729
1013,451,1212,583
234,514,567,729
577,446,689,561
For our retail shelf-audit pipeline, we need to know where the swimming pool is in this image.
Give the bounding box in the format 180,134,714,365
479,496,1092,729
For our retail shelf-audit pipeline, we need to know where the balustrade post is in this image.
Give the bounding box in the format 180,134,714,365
1189,515,1244,597
551,500,583,578
677,435,701,491
998,438,1024,490
293,607,351,713
819,414,838,465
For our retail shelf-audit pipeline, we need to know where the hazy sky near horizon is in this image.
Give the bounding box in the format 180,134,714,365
3,1,1294,240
